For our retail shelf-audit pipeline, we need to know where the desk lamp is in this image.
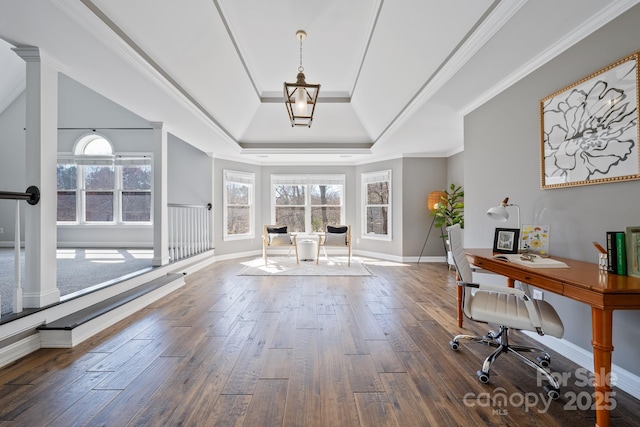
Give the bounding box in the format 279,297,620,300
486,197,520,228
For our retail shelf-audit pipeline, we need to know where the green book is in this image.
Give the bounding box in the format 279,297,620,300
616,232,627,275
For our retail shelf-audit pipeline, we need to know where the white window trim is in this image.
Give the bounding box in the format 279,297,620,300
56,151,153,226
271,174,345,233
361,169,392,241
223,169,255,241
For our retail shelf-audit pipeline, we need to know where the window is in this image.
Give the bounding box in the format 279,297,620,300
57,134,152,225
223,170,255,240
272,175,344,233
362,170,391,240
119,160,152,222
57,163,77,222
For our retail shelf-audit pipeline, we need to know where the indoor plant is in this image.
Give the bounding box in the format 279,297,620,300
430,183,464,230
430,183,464,266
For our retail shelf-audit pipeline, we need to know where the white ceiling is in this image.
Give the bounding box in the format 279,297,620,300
1,0,639,165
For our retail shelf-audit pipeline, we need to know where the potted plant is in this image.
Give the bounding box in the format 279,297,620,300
430,183,464,266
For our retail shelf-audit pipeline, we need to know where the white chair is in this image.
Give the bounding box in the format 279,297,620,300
447,224,564,399
316,225,351,266
263,225,298,266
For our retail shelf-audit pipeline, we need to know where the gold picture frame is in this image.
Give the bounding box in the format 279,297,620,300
540,51,640,189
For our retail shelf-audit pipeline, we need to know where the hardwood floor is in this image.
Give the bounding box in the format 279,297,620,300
0,258,638,426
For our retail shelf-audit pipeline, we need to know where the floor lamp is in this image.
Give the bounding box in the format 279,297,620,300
417,191,448,264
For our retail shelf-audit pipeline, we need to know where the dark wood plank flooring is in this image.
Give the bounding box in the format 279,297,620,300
0,258,638,426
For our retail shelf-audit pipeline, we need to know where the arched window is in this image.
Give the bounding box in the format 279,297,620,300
75,135,113,156
57,134,151,224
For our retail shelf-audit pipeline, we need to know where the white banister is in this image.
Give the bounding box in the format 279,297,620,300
167,204,212,262
14,200,23,313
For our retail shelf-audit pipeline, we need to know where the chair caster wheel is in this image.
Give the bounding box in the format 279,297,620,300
449,340,459,351
536,356,551,368
543,385,560,400
477,370,490,384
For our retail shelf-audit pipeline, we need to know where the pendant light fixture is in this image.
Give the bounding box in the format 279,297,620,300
284,30,320,127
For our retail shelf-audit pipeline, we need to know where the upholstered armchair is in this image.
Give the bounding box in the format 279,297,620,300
316,225,351,266
262,225,298,266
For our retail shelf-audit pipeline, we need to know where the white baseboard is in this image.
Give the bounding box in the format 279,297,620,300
522,331,640,400
0,334,41,368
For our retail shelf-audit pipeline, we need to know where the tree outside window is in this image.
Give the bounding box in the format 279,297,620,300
57,134,152,225
84,165,114,222
57,164,77,222
271,175,345,233
310,184,342,232
362,170,391,240
224,170,255,240
122,165,151,222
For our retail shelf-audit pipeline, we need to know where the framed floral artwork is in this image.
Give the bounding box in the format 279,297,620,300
540,51,640,189
520,224,550,255
493,228,520,254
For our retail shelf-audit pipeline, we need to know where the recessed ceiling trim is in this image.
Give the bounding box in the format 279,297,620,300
53,0,240,150
241,143,372,152
350,0,385,99
459,0,640,116
260,95,351,104
213,0,261,99
373,0,524,147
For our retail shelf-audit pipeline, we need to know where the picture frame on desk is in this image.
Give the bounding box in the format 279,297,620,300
493,228,520,254
627,226,640,278
539,51,640,189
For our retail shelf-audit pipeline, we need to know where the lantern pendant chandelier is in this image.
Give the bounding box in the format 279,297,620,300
284,30,320,127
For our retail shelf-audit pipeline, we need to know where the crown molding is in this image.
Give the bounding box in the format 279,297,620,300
374,0,526,147
459,0,640,116
51,0,239,150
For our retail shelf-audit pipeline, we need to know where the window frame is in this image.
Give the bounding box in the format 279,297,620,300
223,169,255,241
361,169,392,241
271,174,345,233
57,134,152,226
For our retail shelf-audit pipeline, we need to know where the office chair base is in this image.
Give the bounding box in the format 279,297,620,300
450,326,561,399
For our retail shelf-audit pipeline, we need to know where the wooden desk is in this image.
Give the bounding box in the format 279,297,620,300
462,249,640,427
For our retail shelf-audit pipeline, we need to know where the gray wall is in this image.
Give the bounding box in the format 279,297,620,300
464,4,640,375
0,74,215,247
402,157,447,258
0,92,26,243
447,151,463,187
212,157,448,260
167,134,212,206
56,75,154,247
212,158,262,257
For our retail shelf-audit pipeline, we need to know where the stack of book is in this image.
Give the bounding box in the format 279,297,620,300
606,231,627,275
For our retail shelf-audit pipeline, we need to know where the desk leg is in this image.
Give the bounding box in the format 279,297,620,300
457,285,463,327
591,307,614,427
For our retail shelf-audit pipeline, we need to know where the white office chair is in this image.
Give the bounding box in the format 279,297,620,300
446,224,564,399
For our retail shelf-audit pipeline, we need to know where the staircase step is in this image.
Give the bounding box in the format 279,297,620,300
38,273,185,347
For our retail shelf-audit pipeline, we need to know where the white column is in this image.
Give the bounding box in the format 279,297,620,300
151,122,169,266
13,47,60,307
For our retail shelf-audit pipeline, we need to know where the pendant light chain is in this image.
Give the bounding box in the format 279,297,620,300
298,35,304,73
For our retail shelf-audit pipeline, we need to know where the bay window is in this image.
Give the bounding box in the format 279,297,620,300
271,175,345,233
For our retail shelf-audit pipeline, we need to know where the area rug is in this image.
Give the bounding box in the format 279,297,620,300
238,256,372,276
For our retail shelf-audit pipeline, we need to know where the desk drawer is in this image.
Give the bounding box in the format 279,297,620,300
470,257,564,293
515,274,563,294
